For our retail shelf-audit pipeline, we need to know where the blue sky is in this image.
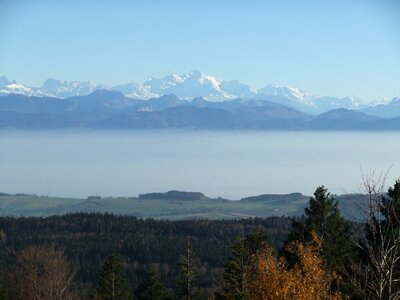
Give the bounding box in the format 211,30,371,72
0,0,399,101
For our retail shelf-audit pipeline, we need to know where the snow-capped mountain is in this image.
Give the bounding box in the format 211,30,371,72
143,70,237,101
254,85,367,114
219,80,255,100
0,76,14,88
111,82,157,99
111,70,250,101
256,84,315,105
0,76,34,96
0,76,48,97
0,76,99,98
254,85,316,113
361,97,400,118
40,78,97,98
0,71,396,114
313,96,365,113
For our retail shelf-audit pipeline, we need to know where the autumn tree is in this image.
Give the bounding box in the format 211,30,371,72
95,254,130,300
13,245,76,300
135,266,171,300
252,231,342,300
216,229,268,300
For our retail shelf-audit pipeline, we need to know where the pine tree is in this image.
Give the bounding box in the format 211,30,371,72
0,231,7,300
0,276,7,300
135,266,170,300
96,255,130,300
286,186,352,271
177,239,200,300
216,229,268,300
383,179,400,228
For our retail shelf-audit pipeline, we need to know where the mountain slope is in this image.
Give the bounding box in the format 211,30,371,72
2,93,400,130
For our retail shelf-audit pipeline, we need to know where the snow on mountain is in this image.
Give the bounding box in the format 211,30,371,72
0,83,37,96
40,78,98,98
253,85,367,114
255,84,315,105
219,80,255,100
361,97,400,118
312,96,365,113
0,76,14,88
143,70,237,101
111,82,158,99
254,84,317,113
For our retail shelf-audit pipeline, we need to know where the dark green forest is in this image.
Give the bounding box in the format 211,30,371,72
0,214,294,298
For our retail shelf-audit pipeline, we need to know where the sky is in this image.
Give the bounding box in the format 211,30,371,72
0,0,399,101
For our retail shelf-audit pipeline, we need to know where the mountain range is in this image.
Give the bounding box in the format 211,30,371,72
1,71,398,116
1,90,400,130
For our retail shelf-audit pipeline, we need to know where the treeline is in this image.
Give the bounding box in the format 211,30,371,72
0,179,399,299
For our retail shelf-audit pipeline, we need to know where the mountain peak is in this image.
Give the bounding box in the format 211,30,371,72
41,78,63,90
0,75,13,88
88,89,124,98
188,69,203,78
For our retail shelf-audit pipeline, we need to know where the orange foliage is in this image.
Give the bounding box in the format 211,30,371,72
251,232,341,300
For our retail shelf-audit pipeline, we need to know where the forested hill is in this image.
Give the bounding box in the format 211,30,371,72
0,191,368,219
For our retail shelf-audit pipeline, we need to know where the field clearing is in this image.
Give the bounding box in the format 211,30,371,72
0,192,365,220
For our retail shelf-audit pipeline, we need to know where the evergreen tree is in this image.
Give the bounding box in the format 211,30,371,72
96,255,130,300
0,276,7,300
286,186,352,271
0,230,6,300
216,229,268,300
135,266,170,300
177,239,201,300
382,179,400,228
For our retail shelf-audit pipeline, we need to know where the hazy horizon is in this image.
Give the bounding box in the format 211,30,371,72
1,130,399,199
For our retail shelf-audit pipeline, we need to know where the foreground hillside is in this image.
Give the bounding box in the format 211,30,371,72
0,180,398,299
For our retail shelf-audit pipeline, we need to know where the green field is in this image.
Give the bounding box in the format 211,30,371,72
0,191,367,220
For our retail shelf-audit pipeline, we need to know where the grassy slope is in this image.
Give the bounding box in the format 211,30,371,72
0,192,366,220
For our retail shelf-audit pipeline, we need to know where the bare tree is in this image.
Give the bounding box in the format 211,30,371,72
349,171,400,300
13,245,77,300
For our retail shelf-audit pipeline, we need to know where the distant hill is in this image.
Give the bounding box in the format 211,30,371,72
0,190,368,220
240,193,307,203
138,191,208,201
